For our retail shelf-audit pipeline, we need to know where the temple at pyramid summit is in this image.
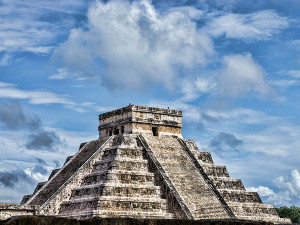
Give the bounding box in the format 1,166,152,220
2,105,290,223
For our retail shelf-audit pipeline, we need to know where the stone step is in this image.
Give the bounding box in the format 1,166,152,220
20,194,32,204
93,157,149,173
210,177,245,191
33,181,47,194
59,196,99,213
183,139,200,151
200,164,230,177
142,135,230,220
228,202,278,216
63,155,74,166
101,185,160,198
71,184,105,199
193,152,214,164
219,189,262,203
98,196,168,212
83,171,108,185
94,210,175,219
59,209,175,220
60,196,168,214
101,146,144,160
236,215,291,224
83,170,155,185
48,168,61,180
70,183,161,199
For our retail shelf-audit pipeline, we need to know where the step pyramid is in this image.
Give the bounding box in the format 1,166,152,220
21,105,291,224
58,135,174,219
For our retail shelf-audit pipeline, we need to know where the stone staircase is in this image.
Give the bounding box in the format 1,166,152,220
22,134,291,223
184,139,291,224
58,135,175,219
142,135,231,220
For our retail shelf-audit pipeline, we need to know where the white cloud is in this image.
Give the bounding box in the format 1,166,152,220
286,70,300,78
247,185,275,197
0,82,100,113
49,68,92,80
55,0,214,90
206,10,289,41
0,84,72,105
180,77,216,101
0,53,13,66
0,0,86,63
219,53,274,97
271,79,300,89
247,169,300,206
0,82,114,113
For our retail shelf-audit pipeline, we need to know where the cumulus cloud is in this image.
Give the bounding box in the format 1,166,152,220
0,0,87,63
180,77,216,101
0,82,72,105
0,100,62,152
218,53,274,97
49,68,90,80
0,164,36,204
248,185,275,197
209,132,243,154
274,170,300,198
0,82,95,112
0,162,47,203
206,10,289,41
247,169,300,206
0,101,41,130
55,0,214,90
26,130,62,151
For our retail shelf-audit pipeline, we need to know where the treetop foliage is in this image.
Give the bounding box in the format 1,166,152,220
276,206,300,223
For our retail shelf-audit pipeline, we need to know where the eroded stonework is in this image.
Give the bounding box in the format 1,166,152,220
0,204,39,220
15,105,290,224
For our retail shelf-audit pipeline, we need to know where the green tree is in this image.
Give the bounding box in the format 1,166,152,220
276,206,300,223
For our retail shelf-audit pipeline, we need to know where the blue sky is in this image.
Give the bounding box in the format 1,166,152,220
1,0,300,207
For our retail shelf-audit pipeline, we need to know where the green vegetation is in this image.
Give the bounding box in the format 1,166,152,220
276,206,300,223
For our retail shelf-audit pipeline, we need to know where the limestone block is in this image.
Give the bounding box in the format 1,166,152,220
0,204,39,220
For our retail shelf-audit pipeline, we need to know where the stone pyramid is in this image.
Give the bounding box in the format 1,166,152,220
21,105,291,223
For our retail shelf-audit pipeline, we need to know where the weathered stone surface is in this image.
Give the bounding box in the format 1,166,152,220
14,105,291,224
0,215,277,225
25,138,109,206
187,139,289,224
98,104,182,138
142,135,231,220
0,204,39,220
55,134,174,220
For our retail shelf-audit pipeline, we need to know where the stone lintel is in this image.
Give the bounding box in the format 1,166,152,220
98,117,182,130
99,105,182,120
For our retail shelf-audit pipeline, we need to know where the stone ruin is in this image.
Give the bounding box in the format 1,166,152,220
10,105,291,223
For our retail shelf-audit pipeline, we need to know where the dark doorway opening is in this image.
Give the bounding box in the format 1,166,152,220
121,126,125,133
114,128,119,135
109,130,112,136
152,127,158,136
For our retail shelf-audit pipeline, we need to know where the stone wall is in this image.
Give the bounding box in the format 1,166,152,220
98,104,182,138
0,216,276,225
0,204,39,220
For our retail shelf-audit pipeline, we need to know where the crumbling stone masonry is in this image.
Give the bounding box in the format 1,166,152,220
1,105,291,223
0,204,39,220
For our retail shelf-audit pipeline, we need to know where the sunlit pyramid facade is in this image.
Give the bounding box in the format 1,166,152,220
21,105,290,223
